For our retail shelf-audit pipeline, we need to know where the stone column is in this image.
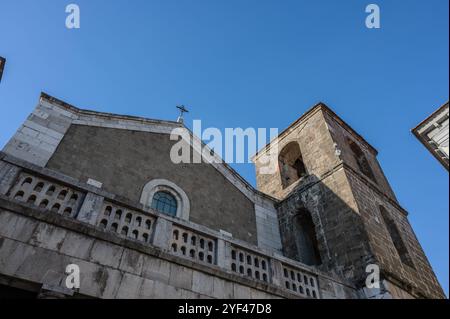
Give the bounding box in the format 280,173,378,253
152,217,173,251
216,238,232,269
76,192,104,225
269,258,284,287
0,161,21,195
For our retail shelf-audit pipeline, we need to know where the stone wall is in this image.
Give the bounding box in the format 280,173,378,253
0,156,356,299
277,168,375,285
0,197,355,299
0,205,282,299
46,125,258,245
323,109,445,298
255,105,376,285
254,107,341,200
254,199,283,252
2,93,283,252
2,98,75,167
322,110,398,202
254,103,445,299
345,168,446,299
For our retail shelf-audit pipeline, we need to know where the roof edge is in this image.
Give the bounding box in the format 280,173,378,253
411,101,449,133
39,92,279,204
253,102,378,159
40,92,182,127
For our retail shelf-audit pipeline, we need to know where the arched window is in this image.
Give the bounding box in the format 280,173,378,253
140,179,190,220
379,206,414,268
151,191,178,216
347,138,376,182
279,142,307,189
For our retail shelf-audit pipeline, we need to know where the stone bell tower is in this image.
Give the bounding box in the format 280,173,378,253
253,102,445,299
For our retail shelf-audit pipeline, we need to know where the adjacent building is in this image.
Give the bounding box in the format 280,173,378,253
0,93,445,299
412,102,449,171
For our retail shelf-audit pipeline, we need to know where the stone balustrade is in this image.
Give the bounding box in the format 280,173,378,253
0,157,322,299
281,263,319,298
170,224,217,265
7,172,83,219
97,201,155,244
230,246,270,283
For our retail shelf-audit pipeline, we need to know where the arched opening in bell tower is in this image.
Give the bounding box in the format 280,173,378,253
279,142,308,189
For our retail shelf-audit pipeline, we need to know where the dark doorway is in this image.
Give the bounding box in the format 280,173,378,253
293,210,322,266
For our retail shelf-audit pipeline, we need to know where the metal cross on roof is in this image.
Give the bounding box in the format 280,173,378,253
176,105,189,123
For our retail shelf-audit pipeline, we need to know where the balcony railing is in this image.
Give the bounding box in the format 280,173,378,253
1,157,321,299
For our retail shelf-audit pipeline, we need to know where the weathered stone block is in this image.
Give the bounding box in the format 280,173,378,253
88,240,124,269
192,271,214,296
233,283,252,299
0,210,37,243
212,277,234,298
59,231,95,260
116,273,143,299
141,256,171,284
119,248,144,276
0,237,37,276
169,263,193,291
138,278,156,299
29,222,68,251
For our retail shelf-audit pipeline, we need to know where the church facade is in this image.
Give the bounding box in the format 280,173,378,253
0,92,445,299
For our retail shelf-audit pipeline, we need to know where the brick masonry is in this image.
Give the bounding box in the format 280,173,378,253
254,103,446,299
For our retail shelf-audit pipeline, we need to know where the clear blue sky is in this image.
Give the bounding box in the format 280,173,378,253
1,0,448,296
